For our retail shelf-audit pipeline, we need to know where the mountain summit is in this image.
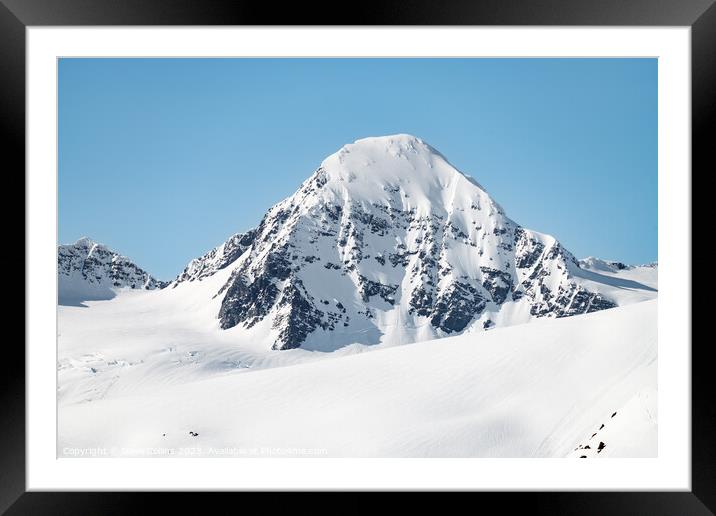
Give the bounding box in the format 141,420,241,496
170,134,640,351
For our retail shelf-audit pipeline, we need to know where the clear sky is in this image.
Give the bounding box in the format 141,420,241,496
59,58,657,280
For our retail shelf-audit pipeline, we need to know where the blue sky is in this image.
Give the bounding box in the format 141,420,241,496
59,58,657,280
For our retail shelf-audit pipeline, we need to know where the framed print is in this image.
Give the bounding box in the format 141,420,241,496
2,0,711,512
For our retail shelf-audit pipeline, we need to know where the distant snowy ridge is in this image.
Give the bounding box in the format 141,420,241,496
169,134,656,351
579,256,657,273
58,237,167,305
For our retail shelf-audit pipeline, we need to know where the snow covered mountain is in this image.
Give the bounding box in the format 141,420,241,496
58,237,167,305
579,256,657,274
57,134,659,459
169,134,654,351
173,229,256,285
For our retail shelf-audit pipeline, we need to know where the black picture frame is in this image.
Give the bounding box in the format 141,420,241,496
2,0,709,512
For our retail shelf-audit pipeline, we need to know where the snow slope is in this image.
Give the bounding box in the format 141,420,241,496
58,299,656,458
577,257,658,302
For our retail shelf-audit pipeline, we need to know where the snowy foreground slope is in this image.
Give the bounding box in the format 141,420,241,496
59,299,656,458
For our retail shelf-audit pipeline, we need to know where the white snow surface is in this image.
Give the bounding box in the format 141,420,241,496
57,134,658,458
573,258,657,307
58,298,657,457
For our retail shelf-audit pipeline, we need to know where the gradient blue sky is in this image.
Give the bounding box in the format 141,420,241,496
59,58,657,280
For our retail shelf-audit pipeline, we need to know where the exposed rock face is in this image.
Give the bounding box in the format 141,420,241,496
173,229,256,285
58,237,166,304
209,134,619,351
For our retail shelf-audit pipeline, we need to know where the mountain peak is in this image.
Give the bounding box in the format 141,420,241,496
351,133,425,148
74,236,97,248
324,134,448,172
211,136,631,351
311,134,493,220
58,239,167,305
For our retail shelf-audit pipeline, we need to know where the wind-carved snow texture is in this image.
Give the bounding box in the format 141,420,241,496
58,237,167,305
212,135,620,351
